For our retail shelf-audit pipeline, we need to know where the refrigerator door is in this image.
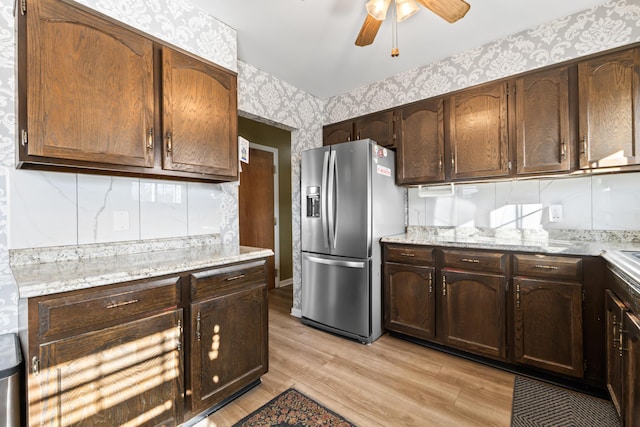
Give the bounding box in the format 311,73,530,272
301,146,331,254
301,252,370,339
328,140,371,259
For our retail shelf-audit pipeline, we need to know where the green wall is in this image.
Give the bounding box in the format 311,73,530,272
238,116,293,282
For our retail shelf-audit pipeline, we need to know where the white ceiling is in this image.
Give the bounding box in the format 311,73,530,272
190,0,607,100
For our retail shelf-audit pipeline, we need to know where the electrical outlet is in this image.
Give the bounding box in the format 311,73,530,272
548,205,563,223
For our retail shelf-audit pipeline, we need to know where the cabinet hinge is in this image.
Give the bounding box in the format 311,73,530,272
508,161,513,171
273,165,276,175
31,356,40,376
19,0,26,15
21,129,27,146
274,217,277,227
583,359,588,372
274,268,278,278
505,280,509,292
582,290,586,303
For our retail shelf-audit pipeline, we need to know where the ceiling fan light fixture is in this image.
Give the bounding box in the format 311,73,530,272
366,0,392,20
395,0,419,22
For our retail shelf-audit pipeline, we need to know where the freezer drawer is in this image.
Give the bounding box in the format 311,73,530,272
301,252,371,340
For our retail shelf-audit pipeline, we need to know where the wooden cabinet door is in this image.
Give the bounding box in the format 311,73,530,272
606,290,626,417
440,269,507,361
623,311,640,427
449,82,509,180
25,0,154,167
578,47,640,168
514,277,583,377
162,47,238,178
396,99,445,184
515,67,571,174
33,310,183,427
384,263,435,340
355,110,395,147
190,283,268,413
323,121,353,146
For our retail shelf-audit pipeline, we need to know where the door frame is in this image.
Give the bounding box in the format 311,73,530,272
247,142,280,287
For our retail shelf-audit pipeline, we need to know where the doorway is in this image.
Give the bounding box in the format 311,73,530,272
239,144,278,288
238,116,293,290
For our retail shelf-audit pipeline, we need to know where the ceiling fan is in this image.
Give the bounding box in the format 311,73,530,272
355,0,470,54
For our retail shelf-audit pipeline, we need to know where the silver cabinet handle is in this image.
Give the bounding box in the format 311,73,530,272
461,258,480,264
225,274,246,281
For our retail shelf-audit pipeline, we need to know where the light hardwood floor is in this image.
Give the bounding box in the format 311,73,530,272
201,286,515,426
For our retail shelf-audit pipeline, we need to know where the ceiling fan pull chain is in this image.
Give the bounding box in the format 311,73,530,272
391,2,399,57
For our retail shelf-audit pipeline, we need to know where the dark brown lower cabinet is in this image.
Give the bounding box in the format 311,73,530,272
622,311,640,426
384,263,435,340
441,269,507,361
382,244,605,387
608,299,640,427
513,277,583,377
606,289,626,416
189,260,269,414
22,258,269,427
34,310,183,426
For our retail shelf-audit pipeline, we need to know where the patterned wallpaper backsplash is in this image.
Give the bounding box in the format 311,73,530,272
1,0,640,333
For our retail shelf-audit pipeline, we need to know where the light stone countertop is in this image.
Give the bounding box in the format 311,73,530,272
381,226,640,297
381,227,640,257
10,235,273,299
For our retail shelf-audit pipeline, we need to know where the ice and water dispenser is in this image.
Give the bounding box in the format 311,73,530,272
306,186,320,217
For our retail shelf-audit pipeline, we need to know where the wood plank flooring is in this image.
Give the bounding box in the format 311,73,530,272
200,286,515,426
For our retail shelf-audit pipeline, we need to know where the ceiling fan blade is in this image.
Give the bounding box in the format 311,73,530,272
355,14,383,46
416,0,470,23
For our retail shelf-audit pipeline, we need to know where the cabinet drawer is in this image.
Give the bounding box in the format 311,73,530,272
441,249,507,273
190,259,266,301
513,254,582,281
386,245,434,265
36,276,180,340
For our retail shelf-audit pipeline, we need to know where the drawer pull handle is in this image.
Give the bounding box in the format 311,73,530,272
106,299,139,309
400,253,415,257
461,258,480,263
226,274,246,281
534,265,559,270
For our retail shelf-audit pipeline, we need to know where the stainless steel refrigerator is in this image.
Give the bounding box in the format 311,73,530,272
301,139,405,343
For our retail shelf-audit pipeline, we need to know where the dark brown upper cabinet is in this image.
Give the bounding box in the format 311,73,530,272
162,47,238,178
355,110,396,148
449,81,510,180
22,0,155,168
578,47,640,169
515,67,572,175
396,98,445,184
323,121,353,146
18,0,238,182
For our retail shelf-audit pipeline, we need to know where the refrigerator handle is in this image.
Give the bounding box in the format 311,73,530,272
328,150,337,249
304,254,366,269
321,151,330,248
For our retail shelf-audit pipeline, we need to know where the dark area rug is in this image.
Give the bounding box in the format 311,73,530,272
511,376,621,426
232,388,357,427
